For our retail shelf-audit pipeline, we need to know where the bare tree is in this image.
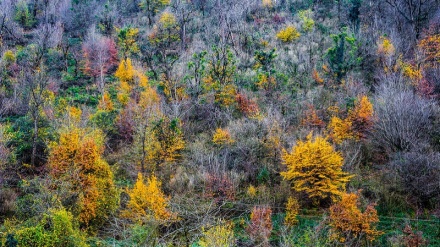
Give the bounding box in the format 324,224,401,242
82,28,118,98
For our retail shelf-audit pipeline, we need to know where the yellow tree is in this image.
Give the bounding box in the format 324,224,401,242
281,133,352,203
276,25,300,43
48,127,119,229
212,128,234,146
123,173,174,222
329,192,382,244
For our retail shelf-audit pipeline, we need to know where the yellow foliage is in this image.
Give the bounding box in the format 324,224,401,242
98,92,114,111
377,36,395,56
68,106,82,124
123,173,174,222
280,133,352,202
328,96,374,143
215,84,236,107
276,25,301,43
212,128,234,145
199,221,235,247
117,81,131,106
312,69,324,84
328,116,354,144
247,185,257,198
115,58,135,82
329,192,382,243
2,50,16,64
284,197,299,226
159,12,177,29
256,74,276,91
400,60,423,83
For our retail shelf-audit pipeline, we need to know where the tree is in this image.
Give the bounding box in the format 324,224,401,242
123,173,174,222
328,95,374,143
202,45,237,107
281,133,352,203
82,28,118,98
48,127,119,229
117,26,139,59
247,206,272,247
212,128,234,146
329,192,382,245
326,28,360,82
139,0,171,26
148,12,183,102
276,25,300,43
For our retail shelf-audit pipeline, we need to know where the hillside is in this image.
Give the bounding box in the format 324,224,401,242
1,0,440,246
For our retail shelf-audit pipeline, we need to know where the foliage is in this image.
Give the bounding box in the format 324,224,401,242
12,208,88,247
123,173,174,222
276,25,301,43
377,36,395,57
14,1,35,29
284,197,300,226
298,9,314,32
117,27,139,58
212,128,234,145
48,127,119,229
198,221,235,247
326,28,360,82
281,133,352,203
328,192,382,244
139,0,171,25
328,95,374,143
247,206,272,247
115,58,135,83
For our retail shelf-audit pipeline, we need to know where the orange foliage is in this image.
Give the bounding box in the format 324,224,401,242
48,128,119,228
235,93,259,117
247,206,272,247
312,69,324,84
328,96,374,143
419,34,440,67
329,192,382,244
97,92,114,111
301,105,325,128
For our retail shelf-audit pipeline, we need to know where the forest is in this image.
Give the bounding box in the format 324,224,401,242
0,0,440,246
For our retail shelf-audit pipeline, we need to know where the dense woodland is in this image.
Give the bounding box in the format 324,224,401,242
1,0,440,246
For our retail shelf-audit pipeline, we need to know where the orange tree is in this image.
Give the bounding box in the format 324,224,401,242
328,192,382,245
48,127,119,230
281,133,352,204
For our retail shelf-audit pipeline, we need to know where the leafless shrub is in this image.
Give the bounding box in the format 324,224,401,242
371,79,434,153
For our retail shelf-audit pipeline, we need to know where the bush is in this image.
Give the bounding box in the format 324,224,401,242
390,152,440,208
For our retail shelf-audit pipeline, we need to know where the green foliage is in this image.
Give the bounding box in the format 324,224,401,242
5,116,52,167
14,1,36,29
12,208,88,247
326,28,360,82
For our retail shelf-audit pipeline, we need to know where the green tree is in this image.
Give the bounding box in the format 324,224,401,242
326,28,360,82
